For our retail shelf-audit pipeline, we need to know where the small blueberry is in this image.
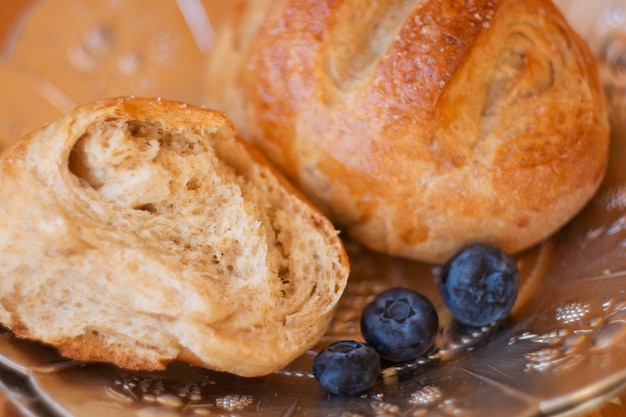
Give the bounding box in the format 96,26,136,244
360,288,438,362
439,243,519,327
312,340,381,395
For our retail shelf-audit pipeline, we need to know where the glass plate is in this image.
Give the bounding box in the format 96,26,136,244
1,1,626,416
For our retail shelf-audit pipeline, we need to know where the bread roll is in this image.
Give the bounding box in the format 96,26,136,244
204,0,610,263
0,97,349,377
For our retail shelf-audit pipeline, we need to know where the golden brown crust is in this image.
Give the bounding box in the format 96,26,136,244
205,0,609,263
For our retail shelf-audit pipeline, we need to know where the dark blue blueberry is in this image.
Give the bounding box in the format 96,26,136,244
439,243,519,327
312,340,381,395
360,288,438,362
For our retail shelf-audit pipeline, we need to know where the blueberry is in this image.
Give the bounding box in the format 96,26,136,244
312,340,381,395
439,243,519,327
360,288,438,362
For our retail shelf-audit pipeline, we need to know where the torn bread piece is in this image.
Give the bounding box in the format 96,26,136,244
0,97,349,377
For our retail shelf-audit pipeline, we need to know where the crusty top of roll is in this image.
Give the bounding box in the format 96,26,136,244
204,0,610,263
0,97,349,377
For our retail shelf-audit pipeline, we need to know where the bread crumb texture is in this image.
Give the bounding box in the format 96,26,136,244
0,97,349,377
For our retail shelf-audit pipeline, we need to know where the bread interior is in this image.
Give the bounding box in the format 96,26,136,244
65,116,337,332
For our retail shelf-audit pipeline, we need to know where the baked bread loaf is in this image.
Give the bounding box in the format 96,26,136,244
204,0,610,263
0,97,349,377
